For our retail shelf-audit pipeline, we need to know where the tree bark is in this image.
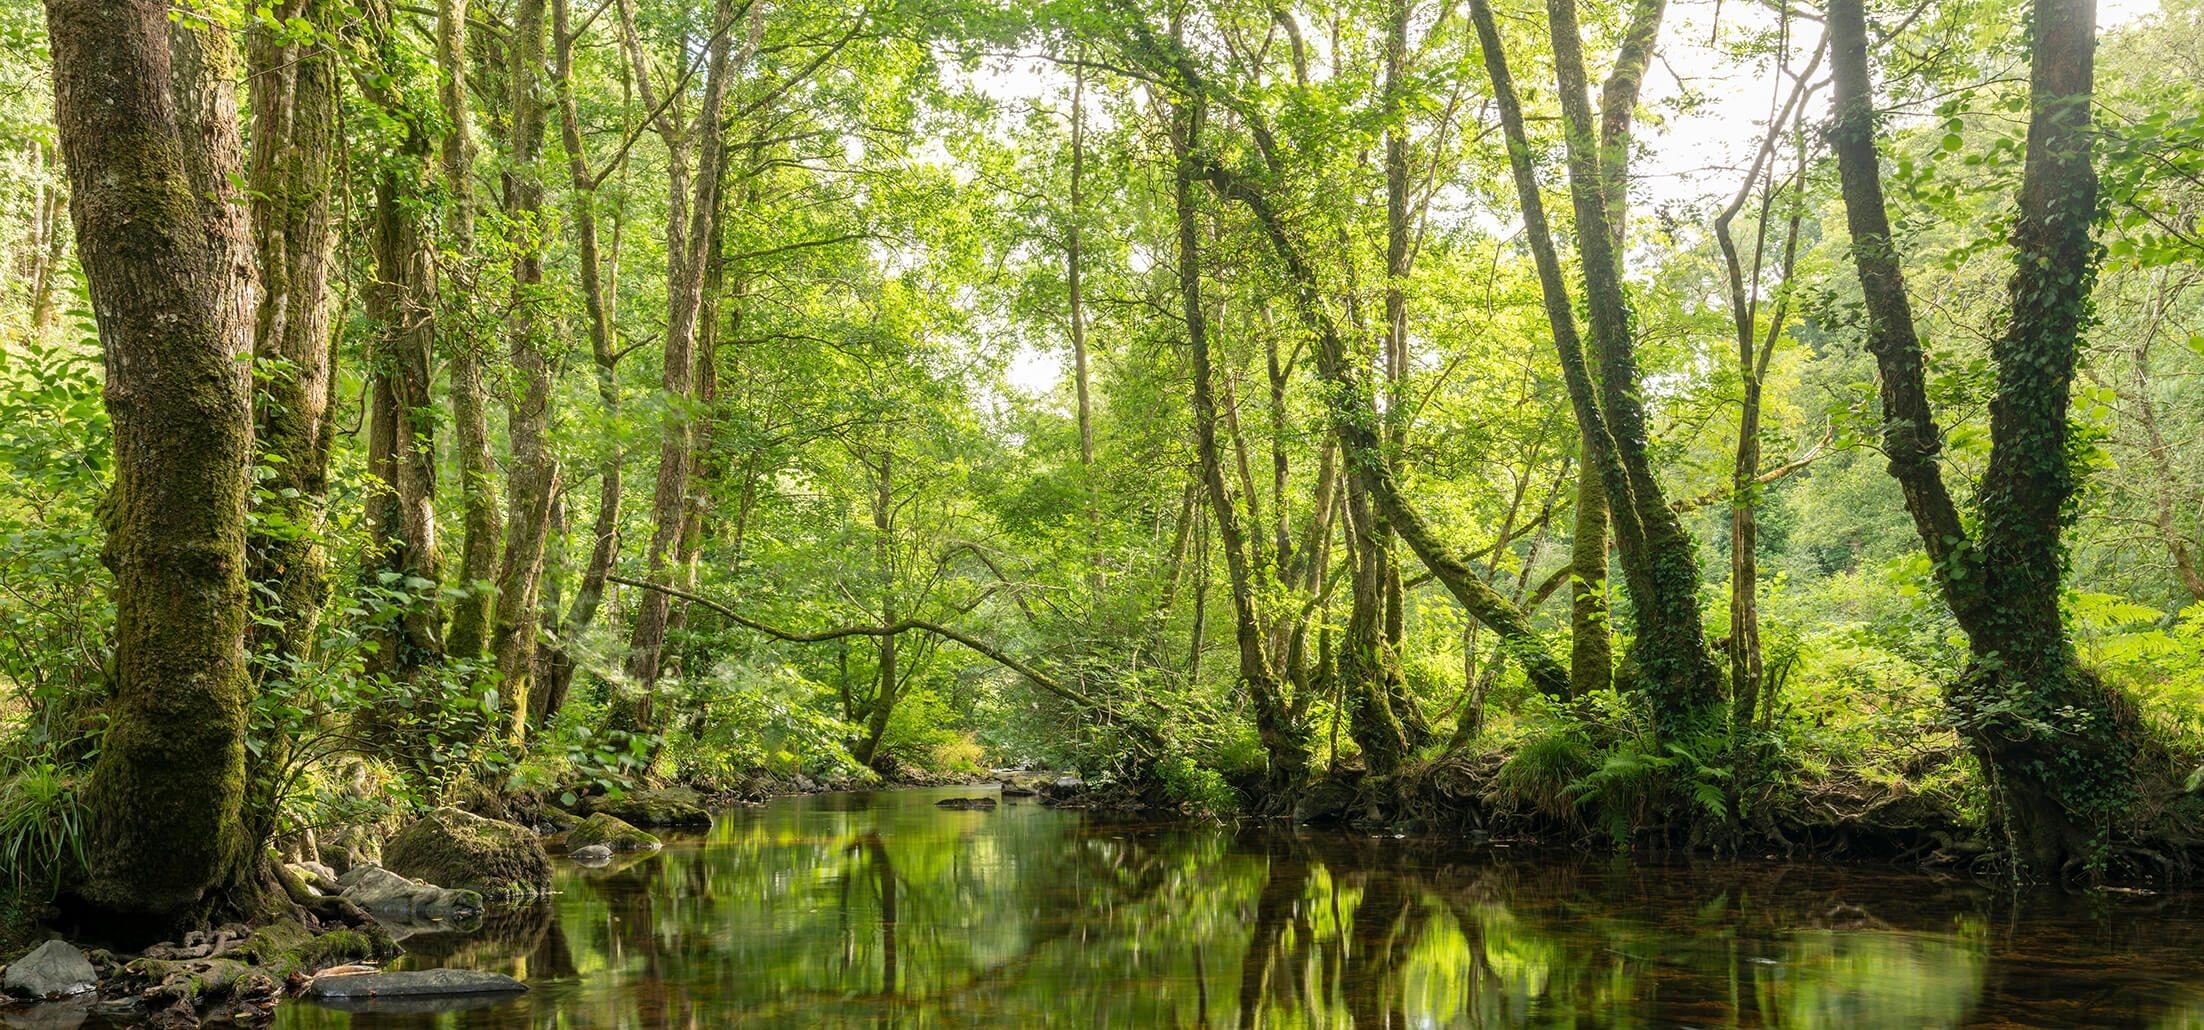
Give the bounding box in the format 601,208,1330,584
535,0,627,727
245,0,341,666
360,0,446,681
48,0,259,920
439,0,502,662
493,0,558,738
616,0,734,727
1542,0,1723,727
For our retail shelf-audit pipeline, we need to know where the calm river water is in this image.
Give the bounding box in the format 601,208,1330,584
267,785,2204,1029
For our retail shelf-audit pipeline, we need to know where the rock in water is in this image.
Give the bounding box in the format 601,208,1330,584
383,807,553,900
579,788,713,828
304,969,528,999
565,813,661,852
567,844,614,863
935,796,998,811
337,864,485,923
3,940,97,1000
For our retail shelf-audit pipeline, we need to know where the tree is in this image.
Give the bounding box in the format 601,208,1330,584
1826,0,2140,873
45,0,260,921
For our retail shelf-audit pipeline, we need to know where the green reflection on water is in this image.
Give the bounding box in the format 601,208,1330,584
264,788,2204,1029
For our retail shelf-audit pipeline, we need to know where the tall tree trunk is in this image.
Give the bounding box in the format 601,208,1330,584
1169,90,1308,792
1463,0,1720,730
365,158,444,678
439,0,502,662
1827,0,2137,874
48,0,260,920
1566,0,1662,701
615,0,734,729
857,447,898,768
493,0,558,738
1567,464,1610,699
355,0,445,682
1715,41,1818,730
1542,0,1722,727
245,0,341,666
535,0,627,727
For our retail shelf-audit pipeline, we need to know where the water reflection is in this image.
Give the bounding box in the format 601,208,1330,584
267,787,2204,1029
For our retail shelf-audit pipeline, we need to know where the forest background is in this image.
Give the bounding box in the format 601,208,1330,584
4,0,2204,934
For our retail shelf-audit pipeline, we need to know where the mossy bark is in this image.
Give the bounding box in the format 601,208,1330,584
493,0,558,739
46,0,258,920
245,0,341,668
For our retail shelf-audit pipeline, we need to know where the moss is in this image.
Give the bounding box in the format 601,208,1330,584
381,807,552,900
579,788,713,828
565,813,660,852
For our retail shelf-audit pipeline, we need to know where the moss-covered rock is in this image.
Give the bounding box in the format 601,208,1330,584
381,808,552,900
579,788,713,828
565,813,661,852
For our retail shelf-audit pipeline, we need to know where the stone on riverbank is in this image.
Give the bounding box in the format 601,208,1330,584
382,808,553,900
2,940,96,1000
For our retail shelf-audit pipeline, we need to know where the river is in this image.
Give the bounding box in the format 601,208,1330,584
268,785,2204,1028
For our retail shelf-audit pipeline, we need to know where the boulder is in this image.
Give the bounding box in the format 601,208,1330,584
579,787,712,828
303,968,527,1000
3,941,97,1000
935,796,997,811
337,864,484,923
567,844,613,863
565,813,660,853
382,807,553,900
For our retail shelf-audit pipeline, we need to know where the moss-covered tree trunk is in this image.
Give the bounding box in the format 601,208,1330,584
364,159,445,677
437,0,502,663
1827,0,2138,875
493,0,558,738
1169,90,1308,793
245,0,340,666
46,0,259,920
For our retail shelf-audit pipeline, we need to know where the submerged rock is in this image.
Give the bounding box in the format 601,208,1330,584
337,864,485,923
565,813,661,852
579,788,713,828
383,807,553,900
567,844,614,863
0,995,94,1030
3,941,97,1001
935,796,998,811
304,968,527,999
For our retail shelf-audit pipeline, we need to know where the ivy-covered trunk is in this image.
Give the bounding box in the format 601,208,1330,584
46,0,260,920
1827,0,2138,875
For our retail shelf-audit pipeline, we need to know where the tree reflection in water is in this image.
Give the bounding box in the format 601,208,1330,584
272,787,2204,1029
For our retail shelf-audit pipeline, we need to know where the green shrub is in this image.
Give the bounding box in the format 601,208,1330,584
0,760,89,901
